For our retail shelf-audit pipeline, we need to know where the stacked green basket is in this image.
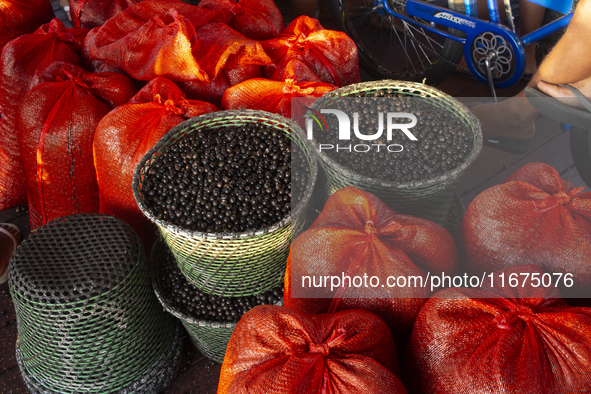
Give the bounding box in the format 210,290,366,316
134,110,315,362
133,110,317,298
9,214,183,394
309,80,482,230
149,238,282,364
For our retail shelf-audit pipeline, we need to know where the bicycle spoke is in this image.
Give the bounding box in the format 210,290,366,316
337,0,463,83
403,21,435,67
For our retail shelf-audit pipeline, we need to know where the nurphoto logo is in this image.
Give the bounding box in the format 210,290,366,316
304,105,418,153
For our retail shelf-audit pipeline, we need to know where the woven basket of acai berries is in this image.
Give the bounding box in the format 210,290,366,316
310,80,482,228
149,238,283,363
134,110,317,297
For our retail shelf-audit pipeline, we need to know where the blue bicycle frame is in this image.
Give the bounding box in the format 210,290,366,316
375,0,573,88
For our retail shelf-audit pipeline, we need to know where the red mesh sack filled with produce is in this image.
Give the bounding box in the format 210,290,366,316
179,64,261,107
284,186,458,347
0,0,54,50
460,162,591,293
261,16,360,87
220,78,336,118
404,264,591,394
198,0,283,40
176,23,272,105
93,77,217,251
217,305,408,394
83,0,229,82
0,19,89,210
17,62,137,230
71,0,141,29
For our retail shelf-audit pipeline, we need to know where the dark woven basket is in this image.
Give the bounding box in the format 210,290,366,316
310,80,482,228
8,214,184,394
133,110,317,297
149,238,282,364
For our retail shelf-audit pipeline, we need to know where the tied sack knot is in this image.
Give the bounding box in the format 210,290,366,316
364,220,377,236
58,31,75,42
60,69,90,92
494,304,534,330
309,328,348,357
154,94,183,115
293,34,308,51
309,342,331,357
554,187,585,206
230,3,242,16
554,191,572,205
48,22,74,42
283,79,315,96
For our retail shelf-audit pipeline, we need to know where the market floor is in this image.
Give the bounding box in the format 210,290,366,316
1,1,589,393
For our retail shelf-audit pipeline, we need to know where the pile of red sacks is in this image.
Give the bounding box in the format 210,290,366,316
0,0,359,251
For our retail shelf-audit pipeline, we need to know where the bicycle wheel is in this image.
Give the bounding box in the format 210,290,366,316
570,127,591,188
330,0,465,86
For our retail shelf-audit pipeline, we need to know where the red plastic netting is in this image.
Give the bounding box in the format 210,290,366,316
0,0,54,50
179,64,261,107
404,264,591,394
198,0,283,40
269,57,325,83
83,0,229,82
460,162,591,290
0,19,89,210
261,16,360,87
17,62,136,230
71,0,141,29
220,77,335,118
93,77,217,252
284,187,458,348
218,305,407,394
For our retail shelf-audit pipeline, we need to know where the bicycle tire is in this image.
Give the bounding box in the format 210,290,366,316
330,0,465,86
570,126,591,189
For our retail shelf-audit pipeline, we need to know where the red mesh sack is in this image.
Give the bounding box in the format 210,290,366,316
0,19,89,210
0,0,54,50
261,16,360,87
17,62,137,230
218,305,407,394
93,77,217,251
71,0,141,29
198,0,283,40
220,78,336,118
404,264,591,394
179,64,261,107
269,57,324,83
460,162,591,290
284,187,458,347
83,0,229,82
176,22,272,105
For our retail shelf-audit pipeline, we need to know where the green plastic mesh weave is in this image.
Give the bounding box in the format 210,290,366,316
149,238,283,364
9,214,184,394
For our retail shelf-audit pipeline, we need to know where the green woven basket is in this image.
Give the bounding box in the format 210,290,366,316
8,214,184,394
149,238,282,364
133,110,317,298
310,80,482,229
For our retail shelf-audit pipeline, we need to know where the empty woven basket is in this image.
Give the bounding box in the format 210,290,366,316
9,214,184,394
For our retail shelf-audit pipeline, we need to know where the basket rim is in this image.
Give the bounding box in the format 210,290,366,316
15,322,184,394
309,80,483,189
132,109,318,240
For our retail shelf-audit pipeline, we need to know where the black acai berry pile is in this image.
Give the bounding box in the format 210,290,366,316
142,124,309,233
159,247,282,322
315,91,474,182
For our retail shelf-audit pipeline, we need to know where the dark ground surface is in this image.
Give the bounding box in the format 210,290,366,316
1,0,587,393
